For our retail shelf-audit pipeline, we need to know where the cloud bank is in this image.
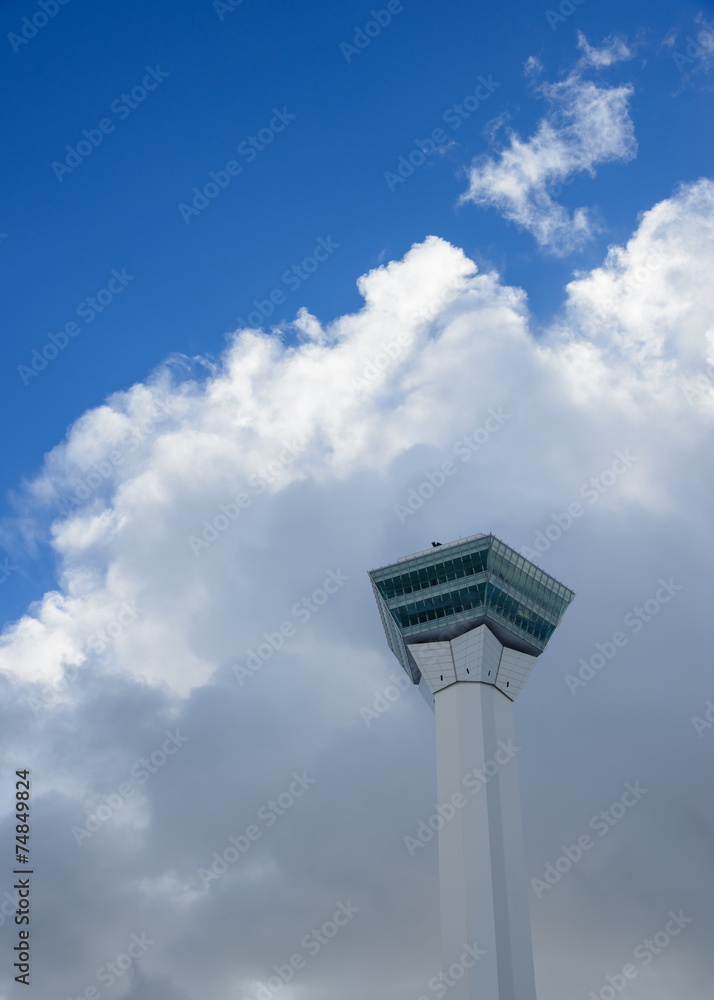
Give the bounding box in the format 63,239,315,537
1,179,713,1000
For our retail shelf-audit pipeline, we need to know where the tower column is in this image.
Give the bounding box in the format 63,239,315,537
369,534,574,1000
434,681,537,1000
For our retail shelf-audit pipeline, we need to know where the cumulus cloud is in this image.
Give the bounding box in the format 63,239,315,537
459,48,637,254
1,180,714,999
558,179,714,371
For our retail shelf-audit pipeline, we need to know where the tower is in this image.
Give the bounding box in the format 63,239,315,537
369,533,575,999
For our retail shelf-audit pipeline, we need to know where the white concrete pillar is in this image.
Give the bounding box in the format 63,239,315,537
434,681,537,1000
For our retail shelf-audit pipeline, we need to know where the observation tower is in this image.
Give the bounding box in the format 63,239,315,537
369,533,574,1000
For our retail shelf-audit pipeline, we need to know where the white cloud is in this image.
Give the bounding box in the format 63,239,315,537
3,183,714,695
459,53,637,254
558,178,714,373
576,31,633,68
1,179,714,999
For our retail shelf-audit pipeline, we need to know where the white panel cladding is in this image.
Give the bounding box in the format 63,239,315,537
409,625,538,700
495,648,537,701
408,642,456,693
450,624,503,682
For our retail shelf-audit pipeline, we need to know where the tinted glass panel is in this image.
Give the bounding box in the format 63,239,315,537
391,582,486,629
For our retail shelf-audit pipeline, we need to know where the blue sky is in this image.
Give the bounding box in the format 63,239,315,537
1,0,711,503
1,1,714,998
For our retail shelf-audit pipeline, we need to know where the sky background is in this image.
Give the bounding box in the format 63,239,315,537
1,0,714,998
